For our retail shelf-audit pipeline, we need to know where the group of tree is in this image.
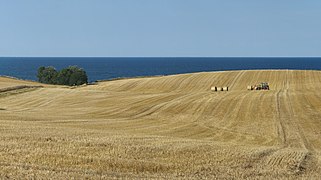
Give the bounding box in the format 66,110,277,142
37,66,88,86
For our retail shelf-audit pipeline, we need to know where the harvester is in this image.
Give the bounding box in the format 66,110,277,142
247,82,269,90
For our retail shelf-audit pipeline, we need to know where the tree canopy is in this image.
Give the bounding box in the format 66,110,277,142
37,66,88,86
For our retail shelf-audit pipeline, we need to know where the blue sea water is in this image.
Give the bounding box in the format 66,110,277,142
0,57,321,82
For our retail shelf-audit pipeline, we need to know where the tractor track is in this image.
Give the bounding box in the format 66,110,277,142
228,71,246,90
275,90,287,146
262,70,316,174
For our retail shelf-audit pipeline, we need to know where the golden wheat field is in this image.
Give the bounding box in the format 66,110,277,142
0,70,321,179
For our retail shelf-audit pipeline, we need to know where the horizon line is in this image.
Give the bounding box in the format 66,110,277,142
1,56,321,58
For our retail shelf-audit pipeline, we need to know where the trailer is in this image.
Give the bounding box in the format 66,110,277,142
247,82,269,90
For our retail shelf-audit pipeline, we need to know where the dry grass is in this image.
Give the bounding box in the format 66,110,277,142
0,70,321,179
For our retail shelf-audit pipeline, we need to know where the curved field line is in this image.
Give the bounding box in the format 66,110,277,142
275,90,287,146
228,71,246,90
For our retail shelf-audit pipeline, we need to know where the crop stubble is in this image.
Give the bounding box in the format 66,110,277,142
0,70,320,179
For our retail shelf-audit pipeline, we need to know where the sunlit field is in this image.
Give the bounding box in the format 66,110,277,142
0,70,321,179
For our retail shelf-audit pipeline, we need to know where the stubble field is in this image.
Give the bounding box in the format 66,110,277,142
0,70,321,179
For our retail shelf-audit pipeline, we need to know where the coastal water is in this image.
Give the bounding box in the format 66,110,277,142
0,57,321,82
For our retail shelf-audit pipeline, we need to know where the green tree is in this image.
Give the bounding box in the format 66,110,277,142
37,66,58,84
68,66,88,86
37,66,88,86
56,68,73,85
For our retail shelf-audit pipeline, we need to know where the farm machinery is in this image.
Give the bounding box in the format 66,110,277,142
247,82,270,90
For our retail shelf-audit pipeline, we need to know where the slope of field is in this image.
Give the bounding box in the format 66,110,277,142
0,70,321,179
0,76,44,88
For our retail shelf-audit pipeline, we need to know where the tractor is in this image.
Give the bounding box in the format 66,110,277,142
247,82,269,90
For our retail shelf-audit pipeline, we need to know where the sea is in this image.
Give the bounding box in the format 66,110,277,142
0,57,321,82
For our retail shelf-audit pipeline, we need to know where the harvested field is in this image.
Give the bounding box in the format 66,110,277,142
0,70,321,179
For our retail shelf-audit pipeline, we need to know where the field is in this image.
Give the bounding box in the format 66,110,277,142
0,70,321,179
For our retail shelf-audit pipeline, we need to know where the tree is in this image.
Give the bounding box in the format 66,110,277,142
56,68,73,85
37,66,58,84
37,66,88,86
68,66,88,86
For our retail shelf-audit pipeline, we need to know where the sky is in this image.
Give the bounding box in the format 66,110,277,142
0,0,321,57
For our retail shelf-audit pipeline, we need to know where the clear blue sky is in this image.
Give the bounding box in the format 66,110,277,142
0,0,320,57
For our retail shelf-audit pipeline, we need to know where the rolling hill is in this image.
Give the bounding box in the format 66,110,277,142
0,70,320,179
